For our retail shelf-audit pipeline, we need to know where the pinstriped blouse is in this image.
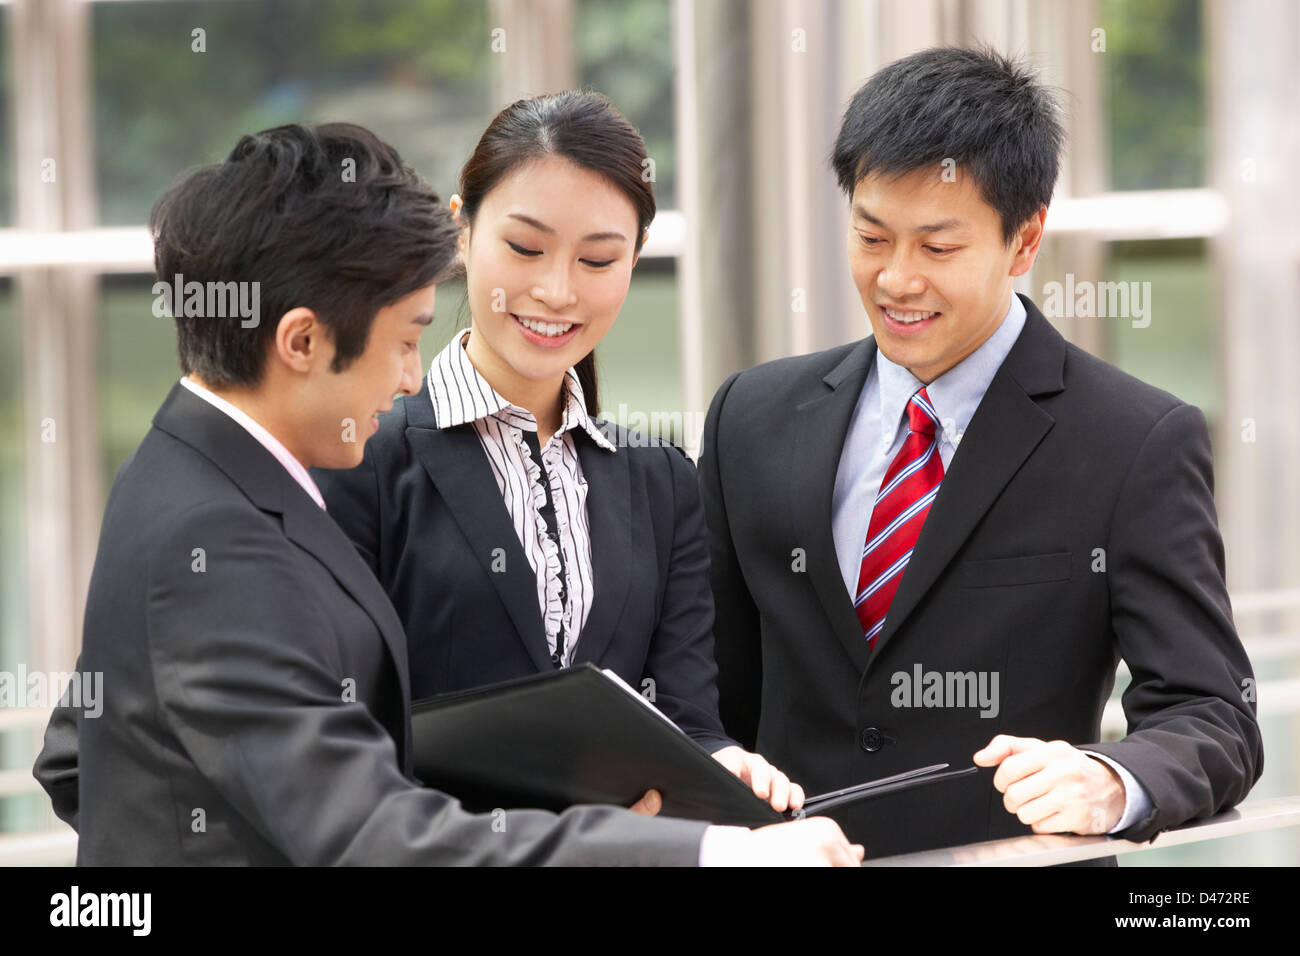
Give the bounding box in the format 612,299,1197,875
425,328,616,667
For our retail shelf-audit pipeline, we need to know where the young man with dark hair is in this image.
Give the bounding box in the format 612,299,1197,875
34,123,861,866
701,47,1262,860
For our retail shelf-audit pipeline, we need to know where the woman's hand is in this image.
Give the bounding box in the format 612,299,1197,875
711,745,805,813
628,789,663,815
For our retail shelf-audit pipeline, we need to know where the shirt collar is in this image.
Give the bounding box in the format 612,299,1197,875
875,292,1027,449
426,328,616,453
178,375,327,509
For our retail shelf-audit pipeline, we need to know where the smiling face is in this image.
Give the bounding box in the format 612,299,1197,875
305,282,435,469
847,167,1045,384
456,154,640,406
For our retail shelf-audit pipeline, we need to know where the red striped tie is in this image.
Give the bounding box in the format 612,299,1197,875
854,387,945,650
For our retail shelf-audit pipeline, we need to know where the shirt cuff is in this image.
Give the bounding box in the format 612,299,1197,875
1081,749,1153,834
698,825,755,866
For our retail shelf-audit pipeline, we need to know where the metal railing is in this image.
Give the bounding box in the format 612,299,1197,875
863,795,1300,866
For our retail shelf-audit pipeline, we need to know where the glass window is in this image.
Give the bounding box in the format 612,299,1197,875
98,276,183,484
574,1,680,442
0,8,12,226
1100,0,1207,190
92,0,495,225
575,0,677,209
592,259,681,440
0,277,31,833
419,275,470,368
1102,238,1216,426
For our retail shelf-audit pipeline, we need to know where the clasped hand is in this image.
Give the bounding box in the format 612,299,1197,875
974,734,1126,835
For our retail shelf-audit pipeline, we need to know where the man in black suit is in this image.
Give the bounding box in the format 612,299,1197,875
700,47,1262,859
33,123,861,866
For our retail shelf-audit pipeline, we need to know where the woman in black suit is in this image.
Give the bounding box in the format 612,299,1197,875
315,91,801,814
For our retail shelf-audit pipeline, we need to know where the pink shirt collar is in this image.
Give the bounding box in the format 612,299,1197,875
178,376,326,511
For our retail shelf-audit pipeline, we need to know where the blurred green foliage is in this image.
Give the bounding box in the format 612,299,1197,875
576,0,676,207
94,0,493,224
1104,238,1216,422
1101,0,1206,189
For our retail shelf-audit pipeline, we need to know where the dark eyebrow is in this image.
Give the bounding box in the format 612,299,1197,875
852,204,966,235
507,212,627,244
411,312,433,326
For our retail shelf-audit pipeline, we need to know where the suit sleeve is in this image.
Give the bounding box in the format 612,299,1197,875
33,678,82,831
32,450,147,829
147,500,708,866
639,443,738,754
698,372,764,751
1084,403,1263,841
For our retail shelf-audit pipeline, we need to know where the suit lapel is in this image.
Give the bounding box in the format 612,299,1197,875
280,493,414,756
403,418,554,672
570,426,631,666
868,296,1067,663
153,382,414,757
791,339,878,675
404,388,633,672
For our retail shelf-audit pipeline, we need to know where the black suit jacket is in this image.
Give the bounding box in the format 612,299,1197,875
33,382,708,865
700,294,1262,859
311,382,736,755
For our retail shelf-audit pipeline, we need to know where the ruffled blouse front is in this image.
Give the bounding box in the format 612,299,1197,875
508,422,590,659
424,328,617,666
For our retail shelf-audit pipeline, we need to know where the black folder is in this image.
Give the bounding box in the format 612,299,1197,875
412,663,976,827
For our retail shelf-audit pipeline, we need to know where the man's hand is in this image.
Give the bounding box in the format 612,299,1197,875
711,745,805,812
736,818,864,866
973,735,1126,835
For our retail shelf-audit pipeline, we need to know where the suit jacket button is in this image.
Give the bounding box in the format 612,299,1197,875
860,727,883,752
